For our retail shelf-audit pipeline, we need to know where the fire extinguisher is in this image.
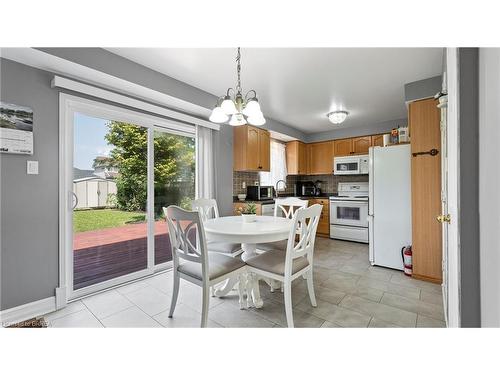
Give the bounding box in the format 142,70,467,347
401,246,412,277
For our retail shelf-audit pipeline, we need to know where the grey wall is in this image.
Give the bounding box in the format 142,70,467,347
0,58,60,310
404,75,442,102
213,125,234,216
306,118,407,143
458,48,481,327
479,48,500,327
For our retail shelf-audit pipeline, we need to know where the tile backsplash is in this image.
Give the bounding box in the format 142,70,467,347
233,171,368,196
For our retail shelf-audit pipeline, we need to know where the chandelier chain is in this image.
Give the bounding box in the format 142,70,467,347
236,47,241,94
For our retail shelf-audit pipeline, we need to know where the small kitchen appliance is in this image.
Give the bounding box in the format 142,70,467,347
333,155,369,175
294,181,317,197
246,185,273,201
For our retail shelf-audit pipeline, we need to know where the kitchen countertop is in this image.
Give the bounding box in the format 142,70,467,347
233,193,338,204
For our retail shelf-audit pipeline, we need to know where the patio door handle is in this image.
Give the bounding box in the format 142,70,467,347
70,191,78,210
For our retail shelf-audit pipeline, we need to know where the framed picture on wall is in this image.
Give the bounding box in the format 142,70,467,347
0,101,34,154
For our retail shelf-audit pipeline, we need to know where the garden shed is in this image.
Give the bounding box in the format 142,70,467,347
73,177,117,209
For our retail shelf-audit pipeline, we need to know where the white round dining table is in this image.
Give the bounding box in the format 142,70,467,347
204,215,293,308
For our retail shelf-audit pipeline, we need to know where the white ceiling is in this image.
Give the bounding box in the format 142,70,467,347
107,48,443,134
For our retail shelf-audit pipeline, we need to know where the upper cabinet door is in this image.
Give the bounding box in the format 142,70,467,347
298,141,308,174
309,141,333,174
246,127,260,170
371,134,385,147
333,138,352,157
351,136,372,154
286,141,308,175
258,129,270,171
233,125,269,171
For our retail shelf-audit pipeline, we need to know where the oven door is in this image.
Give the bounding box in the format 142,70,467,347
330,200,368,227
334,158,360,175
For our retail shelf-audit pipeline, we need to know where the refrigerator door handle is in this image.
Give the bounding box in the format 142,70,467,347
368,214,374,265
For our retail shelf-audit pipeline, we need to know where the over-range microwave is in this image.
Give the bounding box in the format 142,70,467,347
333,155,369,175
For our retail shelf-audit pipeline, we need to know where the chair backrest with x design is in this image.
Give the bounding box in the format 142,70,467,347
274,197,309,219
164,205,209,281
191,198,220,222
284,204,322,275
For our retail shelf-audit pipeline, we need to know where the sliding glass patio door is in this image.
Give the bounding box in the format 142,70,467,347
72,113,151,293
153,129,195,265
63,95,196,300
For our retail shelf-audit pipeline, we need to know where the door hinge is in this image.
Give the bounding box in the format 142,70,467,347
436,214,451,224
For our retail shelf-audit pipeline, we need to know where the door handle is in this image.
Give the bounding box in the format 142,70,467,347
436,214,451,224
412,148,439,157
70,191,78,210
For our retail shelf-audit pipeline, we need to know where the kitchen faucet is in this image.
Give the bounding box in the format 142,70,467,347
275,179,287,198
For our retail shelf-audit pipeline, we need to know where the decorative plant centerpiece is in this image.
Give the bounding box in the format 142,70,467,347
237,203,257,223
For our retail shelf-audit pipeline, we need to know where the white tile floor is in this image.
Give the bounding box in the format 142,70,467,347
43,238,446,328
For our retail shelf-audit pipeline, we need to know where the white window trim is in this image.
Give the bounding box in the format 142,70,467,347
58,94,195,304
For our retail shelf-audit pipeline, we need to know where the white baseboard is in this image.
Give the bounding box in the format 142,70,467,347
0,297,56,326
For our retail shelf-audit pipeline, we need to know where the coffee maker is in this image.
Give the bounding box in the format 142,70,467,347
294,180,323,196
294,181,315,196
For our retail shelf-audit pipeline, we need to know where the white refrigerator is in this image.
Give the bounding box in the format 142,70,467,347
368,144,412,270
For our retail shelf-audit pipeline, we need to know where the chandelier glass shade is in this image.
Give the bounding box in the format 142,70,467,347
327,110,349,125
209,48,266,126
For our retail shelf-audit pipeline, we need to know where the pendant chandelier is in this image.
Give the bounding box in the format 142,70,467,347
209,47,265,126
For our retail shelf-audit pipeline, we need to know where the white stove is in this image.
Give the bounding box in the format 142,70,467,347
329,182,369,243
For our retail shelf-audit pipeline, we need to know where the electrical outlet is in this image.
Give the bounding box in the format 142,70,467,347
27,160,39,175
242,181,246,189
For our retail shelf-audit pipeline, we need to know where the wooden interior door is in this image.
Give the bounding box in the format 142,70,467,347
334,138,352,156
410,98,442,283
351,136,372,154
309,141,333,174
258,129,270,171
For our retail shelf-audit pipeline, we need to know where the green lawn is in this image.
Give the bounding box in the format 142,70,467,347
73,209,146,233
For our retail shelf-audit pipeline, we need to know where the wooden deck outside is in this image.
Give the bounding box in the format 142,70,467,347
74,227,172,290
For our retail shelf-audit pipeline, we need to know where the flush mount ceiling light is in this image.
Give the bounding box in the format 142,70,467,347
209,47,265,126
327,110,349,125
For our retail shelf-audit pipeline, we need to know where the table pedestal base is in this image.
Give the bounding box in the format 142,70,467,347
213,242,263,309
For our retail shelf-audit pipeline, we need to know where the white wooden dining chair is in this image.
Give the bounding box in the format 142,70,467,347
257,197,309,252
164,205,246,327
246,204,323,328
192,198,243,257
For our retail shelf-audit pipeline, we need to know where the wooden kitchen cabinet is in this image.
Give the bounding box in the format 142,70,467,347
371,134,386,147
333,138,352,157
309,198,330,236
233,125,271,172
307,141,334,175
409,98,442,283
334,136,371,156
286,141,308,175
351,136,372,154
